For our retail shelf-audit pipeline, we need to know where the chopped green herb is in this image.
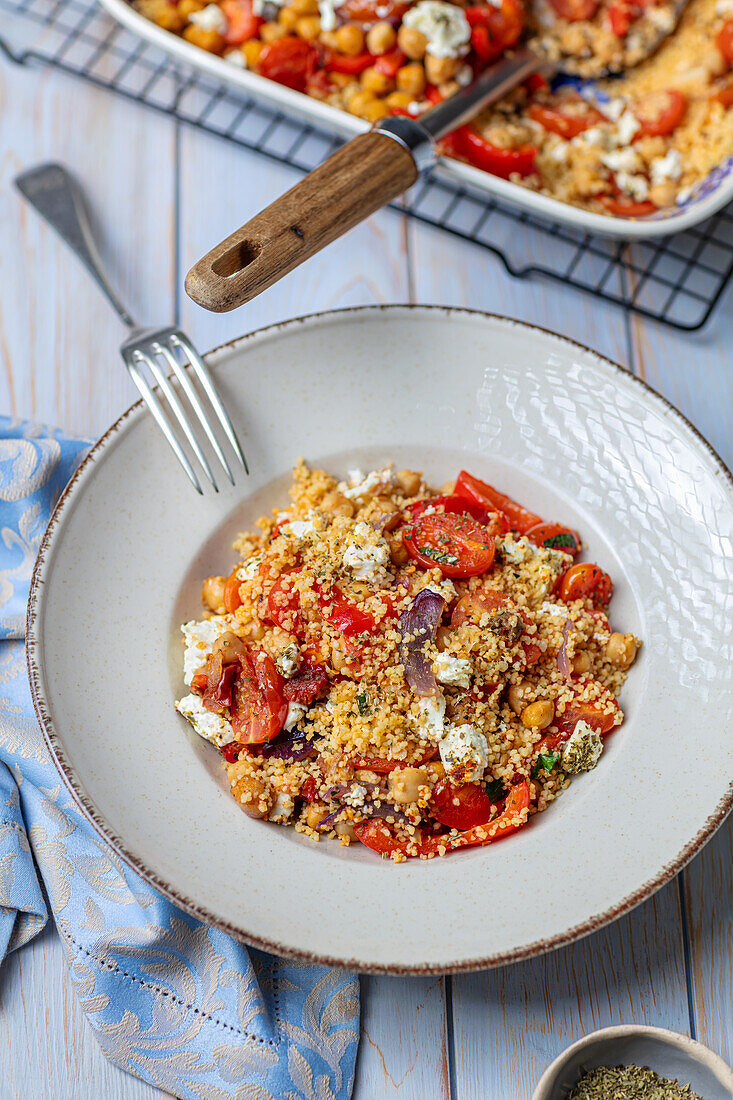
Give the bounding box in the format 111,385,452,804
544,532,578,550
532,751,560,777
356,691,370,716
485,778,505,802
567,1064,705,1099
418,545,459,566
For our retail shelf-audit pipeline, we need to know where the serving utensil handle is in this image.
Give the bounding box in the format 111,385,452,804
185,129,419,313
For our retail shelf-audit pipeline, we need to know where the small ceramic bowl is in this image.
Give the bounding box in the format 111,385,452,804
532,1025,733,1100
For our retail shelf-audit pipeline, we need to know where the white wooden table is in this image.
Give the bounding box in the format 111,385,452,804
0,42,731,1100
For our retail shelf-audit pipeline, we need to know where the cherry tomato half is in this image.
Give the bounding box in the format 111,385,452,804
337,0,409,20
449,127,538,180
598,194,658,218
607,0,639,37
716,81,733,107
454,470,542,534
467,0,524,63
554,700,620,737
374,48,407,78
716,19,733,65
324,51,374,75
221,0,262,44
350,747,438,773
282,661,329,704
230,652,288,744
557,563,613,607
267,570,304,633
403,512,496,578
223,571,243,613
408,494,508,532
528,100,607,139
258,37,319,92
548,0,599,21
634,90,687,138
429,780,493,830
524,521,582,555
318,586,376,635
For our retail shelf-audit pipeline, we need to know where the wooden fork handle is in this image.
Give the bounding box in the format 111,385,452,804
184,130,418,313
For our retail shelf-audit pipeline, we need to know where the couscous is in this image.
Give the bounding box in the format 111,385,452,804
176,463,640,860
134,0,733,217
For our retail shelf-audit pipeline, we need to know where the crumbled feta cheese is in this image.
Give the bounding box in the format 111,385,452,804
676,186,693,205
279,518,317,540
407,100,424,116
423,577,457,603
539,600,568,622
616,172,650,201
615,111,641,146
319,0,337,29
237,554,263,581
276,643,301,679
433,652,472,689
581,110,639,151
401,0,471,57
343,521,391,586
253,0,284,11
717,0,733,12
550,140,569,163
224,49,246,67
439,724,488,783
602,97,627,122
268,792,295,822
342,784,368,808
561,720,603,773
189,3,227,32
339,468,396,502
414,693,446,740
176,693,234,748
499,535,535,565
650,149,683,185
455,63,473,86
646,5,674,30
181,617,233,686
285,702,307,731
601,146,641,174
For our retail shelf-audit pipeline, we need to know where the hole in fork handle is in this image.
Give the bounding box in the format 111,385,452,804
211,239,262,278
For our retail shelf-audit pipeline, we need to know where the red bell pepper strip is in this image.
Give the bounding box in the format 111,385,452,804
449,127,538,180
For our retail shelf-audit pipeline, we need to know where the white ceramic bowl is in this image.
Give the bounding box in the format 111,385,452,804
532,1025,733,1100
98,0,733,240
27,307,733,973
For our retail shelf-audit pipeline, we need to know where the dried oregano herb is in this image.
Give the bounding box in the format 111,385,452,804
567,1064,706,1100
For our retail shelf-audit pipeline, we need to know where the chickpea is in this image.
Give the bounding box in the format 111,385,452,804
232,775,273,819
183,24,224,52
386,91,417,111
304,802,329,830
366,20,397,54
260,20,288,40
386,530,409,565
330,642,349,670
605,632,638,669
396,468,422,496
649,181,677,208
396,61,426,96
335,820,357,841
426,761,446,781
243,38,263,67
703,46,727,78
438,79,460,99
360,65,394,95
239,618,265,642
296,14,321,38
291,0,319,11
320,489,355,516
177,0,204,17
521,700,555,730
330,71,357,88
211,631,247,663
202,574,227,614
278,4,299,28
335,22,365,55
397,24,428,60
436,625,453,652
154,2,185,31
424,53,457,85
362,99,391,122
572,650,591,675
389,767,429,804
507,679,533,715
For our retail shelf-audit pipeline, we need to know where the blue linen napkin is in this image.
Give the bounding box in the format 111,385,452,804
0,416,360,1100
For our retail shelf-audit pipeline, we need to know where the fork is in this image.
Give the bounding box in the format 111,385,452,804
15,162,247,494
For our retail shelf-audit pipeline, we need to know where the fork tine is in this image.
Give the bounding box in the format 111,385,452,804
127,360,204,495
156,342,235,487
171,332,249,474
142,348,219,493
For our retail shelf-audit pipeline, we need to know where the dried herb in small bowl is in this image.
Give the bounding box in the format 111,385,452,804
568,1064,706,1099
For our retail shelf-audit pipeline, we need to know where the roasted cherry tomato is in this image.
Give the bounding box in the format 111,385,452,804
598,194,658,217
324,51,374,74
407,494,508,533
318,585,376,635
230,652,288,743
282,661,329,704
429,780,493,830
528,100,607,139
715,81,733,107
337,0,409,19
305,68,334,98
222,740,246,762
607,0,639,37
454,470,541,534
300,776,320,802
258,37,319,92
353,819,415,856
221,0,262,44
716,19,733,64
223,571,243,613
451,589,542,665
374,48,407,77
449,126,538,179
524,521,582,556
557,562,613,607
466,0,524,63
267,570,304,633
403,512,496,578
554,700,620,737
548,0,599,20
634,90,687,138
350,747,438,773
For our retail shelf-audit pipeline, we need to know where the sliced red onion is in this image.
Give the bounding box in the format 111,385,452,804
398,589,446,697
262,730,317,761
557,619,572,680
319,781,412,829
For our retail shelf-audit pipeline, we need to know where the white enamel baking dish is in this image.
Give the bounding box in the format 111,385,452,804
99,0,733,238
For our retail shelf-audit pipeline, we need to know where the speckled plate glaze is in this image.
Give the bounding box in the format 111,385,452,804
27,307,733,973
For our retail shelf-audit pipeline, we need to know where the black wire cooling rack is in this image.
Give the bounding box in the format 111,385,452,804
3,0,733,329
